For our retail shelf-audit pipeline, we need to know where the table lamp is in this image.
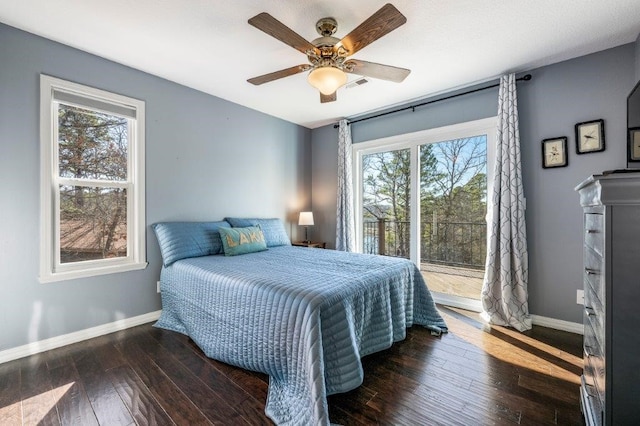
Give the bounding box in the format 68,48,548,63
298,211,314,243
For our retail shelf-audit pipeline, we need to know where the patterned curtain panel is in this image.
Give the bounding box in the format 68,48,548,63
481,74,532,332
336,119,355,252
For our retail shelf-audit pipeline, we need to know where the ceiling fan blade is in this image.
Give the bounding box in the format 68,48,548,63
338,3,406,56
248,13,320,56
247,64,311,86
345,59,410,83
320,92,337,103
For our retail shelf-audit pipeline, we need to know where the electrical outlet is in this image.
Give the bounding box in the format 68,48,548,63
576,289,584,305
157,281,161,293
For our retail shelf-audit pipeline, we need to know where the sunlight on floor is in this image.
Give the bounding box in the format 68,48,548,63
0,400,21,424
441,310,582,385
10,382,75,424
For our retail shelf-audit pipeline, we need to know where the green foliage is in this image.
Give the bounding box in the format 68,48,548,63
421,136,486,223
362,136,487,267
362,144,438,221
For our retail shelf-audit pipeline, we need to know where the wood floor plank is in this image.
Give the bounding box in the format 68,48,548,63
114,330,212,425
518,372,580,405
130,327,249,425
147,326,271,425
47,359,98,426
106,365,175,426
88,334,129,372
19,354,61,426
172,331,271,403
70,346,135,425
327,403,377,426
367,380,477,426
84,331,174,425
0,360,23,426
0,307,584,426
327,385,380,425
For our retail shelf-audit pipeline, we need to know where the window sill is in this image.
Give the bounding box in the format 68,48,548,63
39,261,148,283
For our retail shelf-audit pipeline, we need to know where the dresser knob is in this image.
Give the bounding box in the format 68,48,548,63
585,268,598,275
585,306,596,316
586,229,598,234
585,346,596,357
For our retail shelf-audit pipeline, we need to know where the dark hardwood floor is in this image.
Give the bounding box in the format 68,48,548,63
0,306,584,425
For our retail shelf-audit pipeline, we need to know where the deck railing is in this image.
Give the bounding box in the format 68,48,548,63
363,219,486,269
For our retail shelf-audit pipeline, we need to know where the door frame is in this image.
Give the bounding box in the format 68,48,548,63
352,117,497,310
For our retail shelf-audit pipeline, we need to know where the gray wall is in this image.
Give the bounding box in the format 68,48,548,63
519,45,633,323
0,23,311,352
636,33,640,80
311,43,637,324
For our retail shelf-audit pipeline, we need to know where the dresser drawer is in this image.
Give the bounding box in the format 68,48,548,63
584,246,604,305
584,213,604,255
584,320,605,405
581,375,604,426
584,285,605,352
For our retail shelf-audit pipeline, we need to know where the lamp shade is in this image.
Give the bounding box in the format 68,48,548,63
298,211,314,226
307,67,347,95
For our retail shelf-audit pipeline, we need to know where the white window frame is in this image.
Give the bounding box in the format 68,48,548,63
352,116,497,266
39,75,147,282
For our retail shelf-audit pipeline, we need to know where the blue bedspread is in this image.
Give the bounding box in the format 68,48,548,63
155,246,447,425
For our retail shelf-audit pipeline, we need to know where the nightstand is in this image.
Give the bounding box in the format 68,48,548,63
291,241,326,249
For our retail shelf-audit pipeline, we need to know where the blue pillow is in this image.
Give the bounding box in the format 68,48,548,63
219,226,267,256
225,217,291,247
152,221,230,266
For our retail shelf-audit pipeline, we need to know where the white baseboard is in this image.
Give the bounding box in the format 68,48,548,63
531,314,583,335
0,310,161,364
433,293,483,312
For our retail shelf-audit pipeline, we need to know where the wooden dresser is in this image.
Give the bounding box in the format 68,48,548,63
576,172,640,425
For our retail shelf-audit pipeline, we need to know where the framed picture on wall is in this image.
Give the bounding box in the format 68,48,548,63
542,137,568,168
575,119,605,154
629,127,640,162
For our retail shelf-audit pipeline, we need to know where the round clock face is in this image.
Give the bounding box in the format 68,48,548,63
580,123,600,150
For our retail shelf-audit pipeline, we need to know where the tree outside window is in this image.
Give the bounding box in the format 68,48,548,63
58,105,129,263
39,75,146,282
362,136,487,269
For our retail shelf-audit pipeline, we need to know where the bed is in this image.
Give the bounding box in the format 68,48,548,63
152,218,447,425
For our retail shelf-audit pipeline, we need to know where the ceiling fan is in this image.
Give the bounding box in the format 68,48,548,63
247,3,411,103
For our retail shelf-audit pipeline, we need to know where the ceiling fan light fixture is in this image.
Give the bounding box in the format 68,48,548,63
307,66,347,95
248,4,409,103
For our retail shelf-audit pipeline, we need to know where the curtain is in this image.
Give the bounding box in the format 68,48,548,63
336,119,355,252
481,74,532,332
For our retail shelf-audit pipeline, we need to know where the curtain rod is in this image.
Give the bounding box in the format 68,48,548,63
333,74,532,128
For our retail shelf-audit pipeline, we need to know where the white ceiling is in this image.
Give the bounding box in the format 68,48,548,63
1,1,639,129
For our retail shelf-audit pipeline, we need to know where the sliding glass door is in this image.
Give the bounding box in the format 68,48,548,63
418,136,486,302
354,118,495,309
361,147,411,258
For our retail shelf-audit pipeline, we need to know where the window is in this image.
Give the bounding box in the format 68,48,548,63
39,75,146,282
354,117,495,308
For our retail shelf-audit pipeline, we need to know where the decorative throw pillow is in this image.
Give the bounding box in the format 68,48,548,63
219,226,268,256
152,221,230,266
224,217,291,247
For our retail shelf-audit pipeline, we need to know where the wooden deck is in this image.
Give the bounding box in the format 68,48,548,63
421,262,484,300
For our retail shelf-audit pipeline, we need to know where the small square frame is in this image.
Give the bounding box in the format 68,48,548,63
542,137,568,169
575,119,605,154
629,127,640,162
